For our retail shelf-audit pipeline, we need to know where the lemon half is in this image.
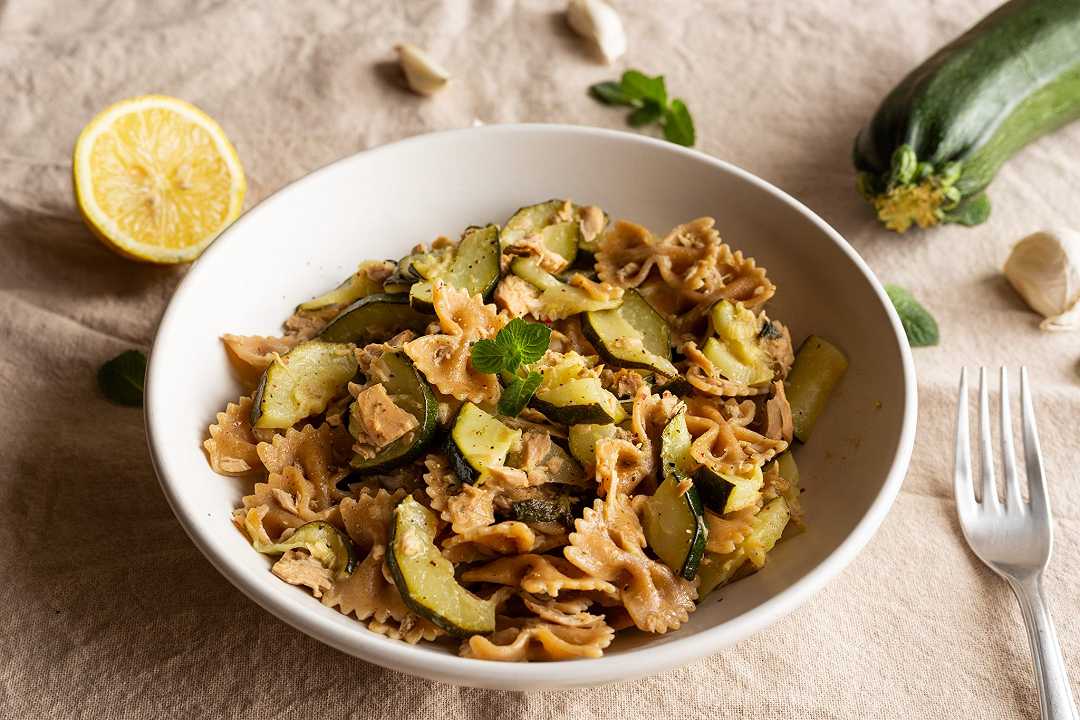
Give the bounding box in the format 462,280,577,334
73,95,246,263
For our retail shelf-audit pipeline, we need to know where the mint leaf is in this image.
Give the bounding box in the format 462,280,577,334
498,317,551,371
98,349,146,406
662,99,695,147
627,101,664,127
885,284,939,347
621,70,667,107
589,81,636,107
498,372,543,417
470,339,505,374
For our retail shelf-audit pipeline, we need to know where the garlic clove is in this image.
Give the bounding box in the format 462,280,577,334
1003,229,1080,331
566,0,627,65
395,43,450,96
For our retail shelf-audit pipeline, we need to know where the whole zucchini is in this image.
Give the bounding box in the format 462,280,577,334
854,0,1080,233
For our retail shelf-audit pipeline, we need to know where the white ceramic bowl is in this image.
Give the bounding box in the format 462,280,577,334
146,124,916,690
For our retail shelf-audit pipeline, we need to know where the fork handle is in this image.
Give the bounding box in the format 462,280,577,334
1009,575,1079,720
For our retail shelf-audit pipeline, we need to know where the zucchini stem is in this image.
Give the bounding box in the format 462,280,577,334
857,145,968,233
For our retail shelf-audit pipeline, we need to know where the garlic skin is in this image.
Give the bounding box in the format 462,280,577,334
1003,229,1080,331
566,0,627,65
395,43,450,96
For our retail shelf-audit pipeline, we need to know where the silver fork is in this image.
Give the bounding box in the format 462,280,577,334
955,367,1078,720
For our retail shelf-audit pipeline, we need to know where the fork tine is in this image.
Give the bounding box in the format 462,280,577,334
979,367,1000,508
1020,367,1051,521
999,368,1024,511
954,368,976,519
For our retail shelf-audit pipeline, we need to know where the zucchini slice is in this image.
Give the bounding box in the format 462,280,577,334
409,224,501,311
582,289,676,377
692,464,764,515
530,352,626,426
349,351,438,474
567,423,618,466
703,300,774,386
854,0,1080,232
318,293,432,344
698,496,790,597
297,260,388,312
784,335,848,443
251,341,358,429
251,520,357,577
532,378,625,426
388,496,496,636
509,257,622,319
446,402,522,484
641,409,708,580
502,200,585,264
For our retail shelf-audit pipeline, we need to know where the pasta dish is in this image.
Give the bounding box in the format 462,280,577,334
203,200,847,661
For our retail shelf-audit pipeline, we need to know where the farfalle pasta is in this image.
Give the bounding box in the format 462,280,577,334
203,199,848,660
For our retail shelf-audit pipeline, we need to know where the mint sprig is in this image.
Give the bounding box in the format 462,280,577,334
885,284,939,347
469,318,551,416
588,70,696,147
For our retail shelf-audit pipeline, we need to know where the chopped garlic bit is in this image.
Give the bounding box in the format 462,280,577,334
395,43,450,96
1004,229,1080,331
566,0,627,65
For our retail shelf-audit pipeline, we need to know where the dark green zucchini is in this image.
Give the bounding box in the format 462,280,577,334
387,496,496,636
854,0,1080,232
252,520,357,577
446,402,521,484
582,289,676,377
693,464,764,515
641,408,708,580
784,335,848,443
349,351,438,474
251,341,358,429
318,293,432,344
410,224,501,311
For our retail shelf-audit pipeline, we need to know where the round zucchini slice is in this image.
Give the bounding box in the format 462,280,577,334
296,260,389,312
387,496,496,637
349,351,438,474
318,293,432,344
582,289,676,377
446,402,522,484
409,224,501,312
251,340,358,429
252,520,357,577
641,408,707,580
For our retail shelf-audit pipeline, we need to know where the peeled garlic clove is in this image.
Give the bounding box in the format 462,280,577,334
1003,229,1080,331
566,0,627,65
395,43,450,96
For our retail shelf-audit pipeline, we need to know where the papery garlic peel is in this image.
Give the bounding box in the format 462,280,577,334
395,43,450,96
1004,229,1080,331
566,0,627,64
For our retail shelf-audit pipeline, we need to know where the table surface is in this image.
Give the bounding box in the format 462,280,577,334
2,1,1079,717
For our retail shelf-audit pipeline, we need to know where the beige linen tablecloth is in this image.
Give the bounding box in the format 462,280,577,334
2,1,1079,717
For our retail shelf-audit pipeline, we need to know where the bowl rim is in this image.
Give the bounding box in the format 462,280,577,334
146,123,917,689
